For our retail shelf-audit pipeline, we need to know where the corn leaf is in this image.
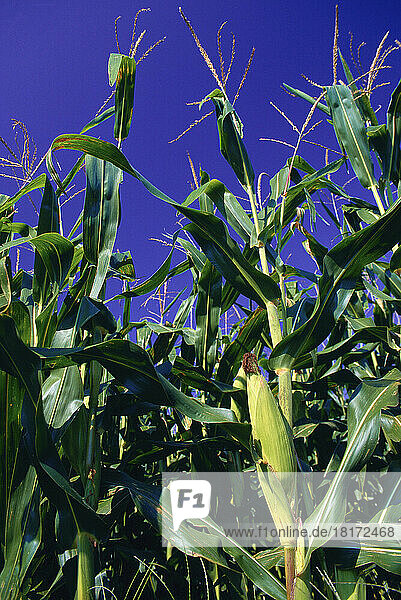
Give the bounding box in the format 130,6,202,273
303,370,401,566
270,197,401,371
33,178,60,307
217,308,267,383
40,340,238,424
195,260,222,375
80,106,115,135
386,79,401,182
326,85,376,189
0,467,41,600
48,134,279,305
0,174,47,215
200,179,253,242
31,233,74,292
283,83,330,115
113,55,136,143
184,216,279,306
207,89,255,190
83,156,121,298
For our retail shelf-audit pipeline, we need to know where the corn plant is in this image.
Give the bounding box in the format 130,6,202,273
0,8,401,600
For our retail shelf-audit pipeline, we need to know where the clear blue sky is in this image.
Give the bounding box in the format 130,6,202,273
0,0,399,317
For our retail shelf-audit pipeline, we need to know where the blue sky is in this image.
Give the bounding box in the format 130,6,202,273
0,0,400,317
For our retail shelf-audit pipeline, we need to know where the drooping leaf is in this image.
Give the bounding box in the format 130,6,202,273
40,340,238,424
200,179,253,242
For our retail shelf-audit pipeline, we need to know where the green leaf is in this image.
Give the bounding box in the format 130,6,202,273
282,83,330,115
326,85,376,189
127,321,194,345
195,260,222,375
390,245,401,272
31,233,74,292
217,308,267,383
357,545,401,576
357,503,401,574
108,53,123,86
80,106,115,135
105,470,230,568
367,124,390,177
172,356,241,395
201,179,253,242
293,324,396,370
303,371,401,566
33,178,60,307
381,413,401,442
114,55,136,142
184,215,279,306
112,232,180,299
0,302,31,543
42,366,84,432
339,50,378,125
0,315,41,404
386,79,401,182
343,369,400,471
0,174,47,215
270,165,289,201
0,467,41,600
270,196,401,370
207,89,255,189
113,470,286,600
83,156,121,298
0,315,105,548
202,519,287,600
0,257,12,312
178,237,207,273
40,340,238,424
265,158,346,241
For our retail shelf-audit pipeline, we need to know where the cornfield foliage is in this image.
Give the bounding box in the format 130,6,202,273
1,7,401,600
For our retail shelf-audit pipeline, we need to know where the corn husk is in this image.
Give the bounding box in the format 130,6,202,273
245,364,296,479
230,365,249,423
243,354,297,544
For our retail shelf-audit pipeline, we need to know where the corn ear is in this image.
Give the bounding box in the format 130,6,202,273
230,365,249,423
243,353,297,544
243,353,296,478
